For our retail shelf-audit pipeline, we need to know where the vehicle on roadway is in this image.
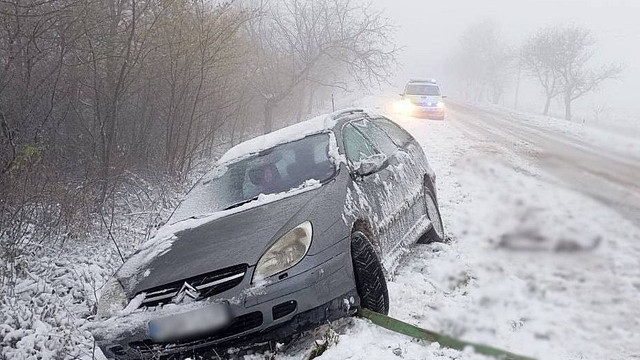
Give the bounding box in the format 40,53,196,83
395,79,446,120
92,109,444,359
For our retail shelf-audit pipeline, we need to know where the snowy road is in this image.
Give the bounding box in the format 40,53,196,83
269,98,640,360
447,102,640,228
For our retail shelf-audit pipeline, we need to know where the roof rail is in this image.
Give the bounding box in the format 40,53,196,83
331,108,365,120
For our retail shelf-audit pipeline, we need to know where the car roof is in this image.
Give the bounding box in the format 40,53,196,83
407,78,438,85
217,109,369,165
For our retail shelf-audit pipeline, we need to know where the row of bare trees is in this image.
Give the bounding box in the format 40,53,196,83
447,22,512,105
0,0,396,267
447,22,621,121
521,25,622,120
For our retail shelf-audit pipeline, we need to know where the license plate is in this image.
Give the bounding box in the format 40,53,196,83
148,303,230,342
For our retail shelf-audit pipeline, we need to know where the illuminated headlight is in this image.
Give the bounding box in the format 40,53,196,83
437,101,445,109
254,221,312,281
96,278,128,319
393,99,415,114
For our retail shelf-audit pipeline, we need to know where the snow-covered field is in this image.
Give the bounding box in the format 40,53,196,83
2,98,639,360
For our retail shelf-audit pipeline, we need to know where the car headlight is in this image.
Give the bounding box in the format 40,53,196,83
437,101,445,108
393,99,415,114
254,221,312,281
96,278,128,319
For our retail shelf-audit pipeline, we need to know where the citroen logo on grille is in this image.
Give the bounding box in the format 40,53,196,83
173,282,200,304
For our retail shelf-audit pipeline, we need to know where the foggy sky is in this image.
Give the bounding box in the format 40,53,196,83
371,0,640,121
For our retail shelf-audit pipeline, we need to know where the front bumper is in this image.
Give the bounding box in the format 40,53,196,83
413,106,444,119
95,237,358,359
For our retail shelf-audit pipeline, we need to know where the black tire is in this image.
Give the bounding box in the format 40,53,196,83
350,231,389,315
418,185,445,244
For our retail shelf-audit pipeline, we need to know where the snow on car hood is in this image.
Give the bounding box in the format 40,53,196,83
116,180,325,296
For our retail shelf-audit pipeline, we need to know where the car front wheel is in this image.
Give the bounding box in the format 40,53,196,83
350,231,389,315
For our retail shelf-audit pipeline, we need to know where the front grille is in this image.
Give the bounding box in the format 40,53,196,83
138,264,248,308
129,311,264,357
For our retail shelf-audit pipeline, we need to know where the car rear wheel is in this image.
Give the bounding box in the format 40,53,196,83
350,231,389,315
418,186,445,244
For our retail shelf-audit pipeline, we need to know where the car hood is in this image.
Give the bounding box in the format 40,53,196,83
406,94,441,105
117,184,334,297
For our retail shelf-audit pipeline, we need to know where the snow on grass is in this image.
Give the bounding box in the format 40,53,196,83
1,180,182,360
308,318,489,360
1,238,123,359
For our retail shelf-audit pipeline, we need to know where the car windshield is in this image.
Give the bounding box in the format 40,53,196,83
406,84,441,96
170,133,336,223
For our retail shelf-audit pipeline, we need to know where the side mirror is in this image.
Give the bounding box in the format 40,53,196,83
441,95,448,99
354,153,388,177
399,93,405,97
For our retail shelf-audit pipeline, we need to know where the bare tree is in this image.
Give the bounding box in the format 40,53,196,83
247,0,397,133
553,25,622,120
521,27,564,115
448,22,513,104
523,25,622,120
0,0,261,265
154,1,255,176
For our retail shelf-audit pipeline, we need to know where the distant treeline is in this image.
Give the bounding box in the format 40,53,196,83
446,22,621,120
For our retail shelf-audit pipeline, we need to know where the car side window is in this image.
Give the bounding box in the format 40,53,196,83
343,124,378,164
351,119,398,157
372,117,412,147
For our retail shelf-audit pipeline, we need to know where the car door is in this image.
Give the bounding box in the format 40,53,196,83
370,116,431,243
343,119,407,261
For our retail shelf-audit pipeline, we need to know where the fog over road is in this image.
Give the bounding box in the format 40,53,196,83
443,102,640,228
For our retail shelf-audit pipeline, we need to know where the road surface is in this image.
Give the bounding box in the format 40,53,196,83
445,101,640,228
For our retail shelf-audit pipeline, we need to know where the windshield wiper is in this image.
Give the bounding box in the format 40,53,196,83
223,196,260,211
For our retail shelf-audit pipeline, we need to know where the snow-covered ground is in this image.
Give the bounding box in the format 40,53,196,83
388,114,639,360
468,101,640,160
0,186,182,359
3,96,639,360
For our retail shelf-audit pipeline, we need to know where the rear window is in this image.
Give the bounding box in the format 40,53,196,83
405,84,441,96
